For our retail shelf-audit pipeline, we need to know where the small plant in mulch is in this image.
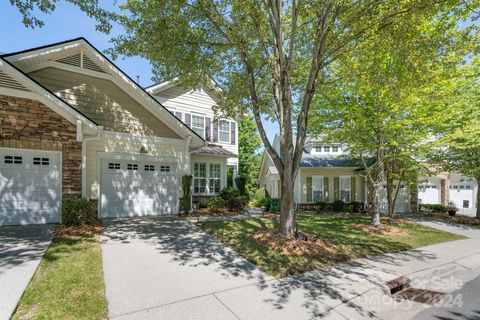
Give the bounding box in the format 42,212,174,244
55,224,103,237
253,230,337,256
352,223,409,236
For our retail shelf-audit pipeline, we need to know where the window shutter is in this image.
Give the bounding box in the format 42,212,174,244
334,177,339,201
185,114,191,127
351,176,356,202
212,121,218,142
205,117,211,141
324,177,329,202
306,177,312,203
230,122,236,144
175,111,182,121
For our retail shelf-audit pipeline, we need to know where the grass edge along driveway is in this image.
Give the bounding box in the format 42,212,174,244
12,229,108,320
200,215,466,278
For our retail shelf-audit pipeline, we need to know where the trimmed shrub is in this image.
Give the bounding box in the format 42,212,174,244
420,204,448,213
198,198,209,209
268,198,281,212
235,176,248,197
332,200,345,212
251,188,270,208
315,201,327,213
207,197,225,213
62,198,96,226
220,187,241,201
227,196,247,211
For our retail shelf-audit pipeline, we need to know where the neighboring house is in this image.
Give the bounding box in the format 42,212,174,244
145,80,238,200
0,37,229,226
258,135,369,208
418,173,478,216
258,135,478,214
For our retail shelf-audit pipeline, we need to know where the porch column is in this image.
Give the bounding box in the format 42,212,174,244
440,172,450,206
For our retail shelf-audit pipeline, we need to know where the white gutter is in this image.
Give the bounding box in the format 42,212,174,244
81,126,104,198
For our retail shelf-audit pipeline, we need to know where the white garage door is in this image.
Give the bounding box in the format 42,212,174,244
380,183,410,213
418,182,441,205
0,148,61,226
100,159,178,218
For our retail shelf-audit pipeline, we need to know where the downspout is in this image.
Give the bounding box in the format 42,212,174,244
81,125,104,198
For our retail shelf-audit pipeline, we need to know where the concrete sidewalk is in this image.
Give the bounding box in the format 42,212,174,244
0,224,54,320
101,217,480,320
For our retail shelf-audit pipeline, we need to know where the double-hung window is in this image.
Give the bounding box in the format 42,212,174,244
218,120,230,143
192,114,205,139
339,175,351,202
312,175,324,202
193,163,207,193
209,163,221,194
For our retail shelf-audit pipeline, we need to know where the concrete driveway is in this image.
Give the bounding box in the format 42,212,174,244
0,224,54,320
101,217,272,320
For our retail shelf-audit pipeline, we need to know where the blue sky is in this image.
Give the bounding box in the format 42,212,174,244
0,1,278,144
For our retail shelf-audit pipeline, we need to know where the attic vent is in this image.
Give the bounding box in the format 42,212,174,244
55,51,106,74
0,70,29,91
56,52,81,67
82,55,106,73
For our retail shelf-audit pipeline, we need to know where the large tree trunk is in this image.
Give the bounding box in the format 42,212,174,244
371,182,382,226
476,177,480,219
279,169,296,236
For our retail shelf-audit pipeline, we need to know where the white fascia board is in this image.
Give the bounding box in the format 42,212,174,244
0,58,98,135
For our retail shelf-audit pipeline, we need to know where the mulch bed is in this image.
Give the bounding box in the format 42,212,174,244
184,208,244,217
253,230,337,256
352,223,409,236
55,224,103,237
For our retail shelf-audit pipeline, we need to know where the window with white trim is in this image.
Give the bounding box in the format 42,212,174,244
332,146,339,152
209,163,221,194
218,120,230,143
193,163,207,194
340,175,351,202
312,175,324,202
323,146,331,152
108,163,120,170
191,114,205,139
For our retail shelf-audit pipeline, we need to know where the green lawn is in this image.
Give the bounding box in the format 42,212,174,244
200,215,465,278
13,233,108,320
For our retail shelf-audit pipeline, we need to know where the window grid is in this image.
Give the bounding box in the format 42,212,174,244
33,157,49,165
218,120,230,143
127,164,138,170
108,163,120,170
144,165,155,171
160,165,171,172
191,114,205,139
5,156,22,164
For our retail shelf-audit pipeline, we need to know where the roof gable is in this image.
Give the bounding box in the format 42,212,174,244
3,38,204,147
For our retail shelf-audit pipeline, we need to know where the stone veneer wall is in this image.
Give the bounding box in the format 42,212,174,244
0,94,82,197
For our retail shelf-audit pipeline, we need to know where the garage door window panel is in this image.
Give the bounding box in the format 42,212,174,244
4,156,22,164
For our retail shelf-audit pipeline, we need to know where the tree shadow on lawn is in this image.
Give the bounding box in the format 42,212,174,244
0,224,54,272
100,216,443,319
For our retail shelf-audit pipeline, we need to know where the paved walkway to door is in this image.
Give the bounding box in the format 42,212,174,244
0,224,53,320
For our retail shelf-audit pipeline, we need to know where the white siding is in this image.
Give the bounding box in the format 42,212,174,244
152,85,238,160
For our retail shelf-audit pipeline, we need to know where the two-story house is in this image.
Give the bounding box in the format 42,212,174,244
146,80,238,200
0,38,236,226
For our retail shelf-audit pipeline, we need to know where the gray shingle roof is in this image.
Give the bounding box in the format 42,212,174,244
196,145,237,157
299,154,363,168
